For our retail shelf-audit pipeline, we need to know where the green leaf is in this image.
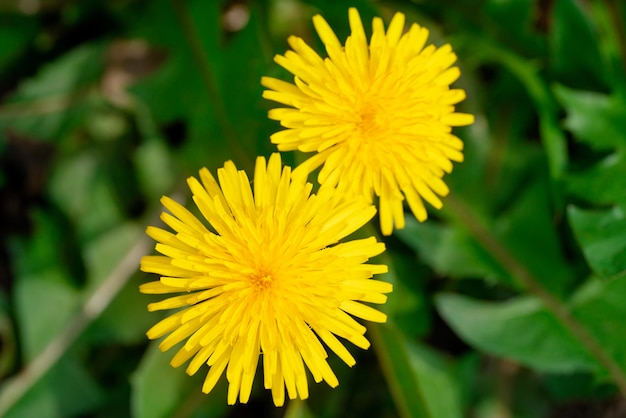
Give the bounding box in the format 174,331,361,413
10,210,82,360
131,341,228,418
482,0,546,55
129,0,249,172
366,238,461,418
494,177,575,296
568,204,626,278
549,0,609,90
0,43,102,140
378,248,430,338
10,44,101,99
396,217,509,282
371,324,431,418
5,356,104,418
409,174,575,295
435,293,599,374
570,276,626,378
48,149,124,243
553,84,626,150
566,151,626,206
134,139,178,200
13,271,80,360
439,277,626,393
407,343,464,418
85,275,155,345
219,4,280,159
82,222,142,287
468,38,567,180
372,322,464,418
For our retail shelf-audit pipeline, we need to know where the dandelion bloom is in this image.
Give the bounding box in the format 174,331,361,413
262,8,474,235
140,153,391,406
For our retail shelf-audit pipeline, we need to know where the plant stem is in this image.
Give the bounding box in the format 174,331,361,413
369,324,430,418
168,0,253,171
0,229,153,416
445,194,626,396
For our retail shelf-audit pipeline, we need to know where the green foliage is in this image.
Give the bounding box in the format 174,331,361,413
436,294,599,374
1,0,626,417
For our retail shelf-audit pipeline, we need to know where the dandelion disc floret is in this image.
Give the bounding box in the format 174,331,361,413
140,153,391,406
262,8,474,235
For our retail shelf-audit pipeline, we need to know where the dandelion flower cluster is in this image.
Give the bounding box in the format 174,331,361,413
262,8,474,235
140,154,391,406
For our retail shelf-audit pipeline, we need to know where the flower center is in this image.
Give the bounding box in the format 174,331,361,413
356,101,389,141
251,273,274,291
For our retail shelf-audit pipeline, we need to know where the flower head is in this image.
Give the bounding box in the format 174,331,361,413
262,8,474,235
140,153,391,406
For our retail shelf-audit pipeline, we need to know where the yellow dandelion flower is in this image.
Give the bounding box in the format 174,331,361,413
262,8,474,235
139,153,391,406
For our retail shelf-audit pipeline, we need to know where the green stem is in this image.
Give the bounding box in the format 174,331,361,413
445,194,626,396
168,0,253,170
369,324,430,418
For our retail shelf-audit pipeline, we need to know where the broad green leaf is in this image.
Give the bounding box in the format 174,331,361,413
407,343,464,418
378,248,430,338
13,270,80,360
549,0,608,91
410,175,574,295
0,43,102,140
568,204,626,278
372,322,463,418
131,340,228,418
396,217,509,283
435,293,599,374
369,243,460,418
219,4,281,160
5,356,103,418
566,151,626,206
134,139,178,200
10,210,82,360
553,84,626,150
570,276,626,380
458,34,567,180
82,222,142,287
371,324,430,418
483,0,545,55
3,382,58,418
494,177,575,296
83,220,155,345
129,0,247,172
440,277,626,387
85,276,155,345
48,150,124,243
10,44,101,99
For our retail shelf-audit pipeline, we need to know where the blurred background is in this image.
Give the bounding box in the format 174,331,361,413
1,0,626,417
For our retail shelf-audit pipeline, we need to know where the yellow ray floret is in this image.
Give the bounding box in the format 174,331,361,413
140,153,391,406
262,7,474,235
